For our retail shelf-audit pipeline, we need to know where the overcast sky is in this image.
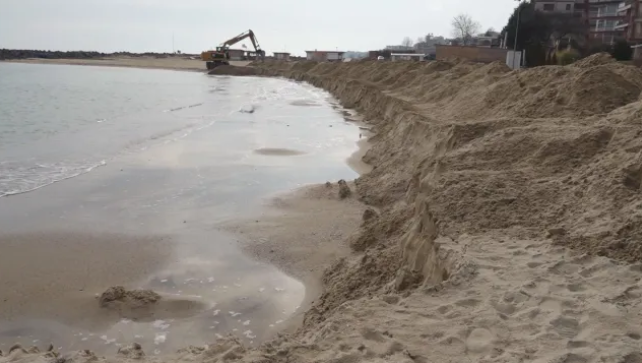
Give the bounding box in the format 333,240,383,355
0,0,519,55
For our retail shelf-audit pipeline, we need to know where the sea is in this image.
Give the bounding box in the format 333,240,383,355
0,62,360,199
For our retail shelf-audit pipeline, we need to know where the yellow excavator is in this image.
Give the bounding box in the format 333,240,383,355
201,29,265,70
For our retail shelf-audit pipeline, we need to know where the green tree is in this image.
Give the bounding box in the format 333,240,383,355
501,2,586,66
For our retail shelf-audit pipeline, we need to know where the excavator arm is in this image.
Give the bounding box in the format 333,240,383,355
203,29,264,70
219,29,264,58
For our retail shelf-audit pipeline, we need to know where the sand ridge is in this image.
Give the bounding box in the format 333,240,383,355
5,53,642,362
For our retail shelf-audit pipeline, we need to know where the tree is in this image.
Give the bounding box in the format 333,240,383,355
451,14,481,45
401,37,414,48
501,2,585,66
611,40,633,61
484,27,497,36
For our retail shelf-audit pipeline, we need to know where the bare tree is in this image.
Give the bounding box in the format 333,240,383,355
451,14,481,45
401,37,414,48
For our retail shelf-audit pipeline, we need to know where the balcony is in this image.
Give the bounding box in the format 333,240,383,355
614,21,630,29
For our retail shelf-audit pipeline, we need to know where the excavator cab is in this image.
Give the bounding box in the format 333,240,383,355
201,47,229,70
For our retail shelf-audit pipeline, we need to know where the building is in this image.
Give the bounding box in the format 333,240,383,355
390,53,424,61
227,49,245,61
385,45,415,52
616,1,642,41
305,50,345,61
413,35,447,56
435,45,508,63
533,0,625,44
534,0,576,12
590,0,625,43
273,52,290,61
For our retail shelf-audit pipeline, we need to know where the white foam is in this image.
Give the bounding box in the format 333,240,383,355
152,320,170,330
154,333,167,345
242,320,250,326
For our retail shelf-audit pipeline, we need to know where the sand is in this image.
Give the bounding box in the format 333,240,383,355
2,56,252,71
0,232,173,329
6,53,642,362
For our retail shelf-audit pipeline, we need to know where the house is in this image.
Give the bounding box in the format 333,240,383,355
227,49,245,61
414,36,447,56
305,50,345,61
273,52,290,61
385,45,415,52
435,44,508,63
391,53,425,61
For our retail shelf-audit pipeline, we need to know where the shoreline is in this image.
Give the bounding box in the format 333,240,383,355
5,54,642,363
1,57,254,72
0,66,367,355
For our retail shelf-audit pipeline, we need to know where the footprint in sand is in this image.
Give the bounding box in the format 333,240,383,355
465,328,496,353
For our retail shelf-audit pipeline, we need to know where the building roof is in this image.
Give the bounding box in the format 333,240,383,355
273,52,290,55
305,50,345,53
391,53,424,56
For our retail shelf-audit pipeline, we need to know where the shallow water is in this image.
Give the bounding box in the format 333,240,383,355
0,64,362,354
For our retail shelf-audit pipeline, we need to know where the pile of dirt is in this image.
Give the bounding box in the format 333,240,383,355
207,65,258,76
98,286,161,309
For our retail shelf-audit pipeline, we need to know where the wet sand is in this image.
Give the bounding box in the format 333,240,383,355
0,72,366,354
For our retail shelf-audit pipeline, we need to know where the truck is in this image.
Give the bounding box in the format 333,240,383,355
201,29,265,70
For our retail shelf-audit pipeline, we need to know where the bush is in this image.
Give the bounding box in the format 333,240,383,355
611,40,633,61
557,49,581,65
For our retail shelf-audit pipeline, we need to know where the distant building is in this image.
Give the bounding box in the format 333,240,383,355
435,44,508,63
414,36,447,56
391,53,425,61
305,50,345,61
533,0,576,12
273,52,290,61
385,45,415,52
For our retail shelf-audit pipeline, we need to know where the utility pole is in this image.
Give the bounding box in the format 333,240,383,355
513,0,523,69
172,32,175,54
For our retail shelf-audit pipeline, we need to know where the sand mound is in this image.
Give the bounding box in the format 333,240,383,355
99,286,161,308
207,65,258,76
572,52,615,68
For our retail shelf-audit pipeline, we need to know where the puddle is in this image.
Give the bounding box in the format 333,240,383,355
0,75,365,354
253,148,306,156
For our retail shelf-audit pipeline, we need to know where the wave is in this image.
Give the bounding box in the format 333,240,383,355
0,160,107,198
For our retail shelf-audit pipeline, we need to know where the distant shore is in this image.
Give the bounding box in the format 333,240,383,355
2,56,205,71
2,56,253,72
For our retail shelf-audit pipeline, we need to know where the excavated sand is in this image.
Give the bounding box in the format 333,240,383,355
6,53,642,362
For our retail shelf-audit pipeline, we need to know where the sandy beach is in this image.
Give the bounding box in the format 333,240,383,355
2,56,251,72
4,53,642,363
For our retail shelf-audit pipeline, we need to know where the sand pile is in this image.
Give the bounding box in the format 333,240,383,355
7,57,642,362
99,286,161,308
207,65,258,76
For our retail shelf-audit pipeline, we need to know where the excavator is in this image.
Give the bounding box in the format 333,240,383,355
201,29,265,70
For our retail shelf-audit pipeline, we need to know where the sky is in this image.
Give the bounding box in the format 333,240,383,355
0,0,520,56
